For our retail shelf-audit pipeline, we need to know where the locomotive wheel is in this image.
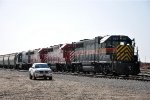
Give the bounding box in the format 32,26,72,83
72,65,75,73
113,72,118,76
102,70,108,75
93,71,96,75
102,67,108,75
125,74,129,77
49,77,52,80
76,65,80,73
44,77,47,80
29,74,32,79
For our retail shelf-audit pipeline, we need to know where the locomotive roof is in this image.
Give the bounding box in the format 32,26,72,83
100,35,110,43
60,44,73,50
0,53,17,56
100,35,129,43
60,44,67,49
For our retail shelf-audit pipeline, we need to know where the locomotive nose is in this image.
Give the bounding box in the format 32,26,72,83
116,45,134,62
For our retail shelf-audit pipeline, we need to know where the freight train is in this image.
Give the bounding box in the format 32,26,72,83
0,35,140,76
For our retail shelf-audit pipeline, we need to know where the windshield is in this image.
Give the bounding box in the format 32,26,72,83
35,64,49,68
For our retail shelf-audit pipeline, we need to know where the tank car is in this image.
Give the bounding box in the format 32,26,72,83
8,53,17,69
0,53,17,69
3,54,9,68
0,55,4,68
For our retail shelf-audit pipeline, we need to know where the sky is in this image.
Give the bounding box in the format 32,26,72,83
0,0,150,62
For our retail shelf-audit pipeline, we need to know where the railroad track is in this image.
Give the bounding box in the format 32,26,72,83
53,72,150,82
1,68,150,81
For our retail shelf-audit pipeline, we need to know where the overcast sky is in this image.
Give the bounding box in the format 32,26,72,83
0,0,150,62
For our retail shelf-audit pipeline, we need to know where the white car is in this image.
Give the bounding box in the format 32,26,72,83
29,63,53,80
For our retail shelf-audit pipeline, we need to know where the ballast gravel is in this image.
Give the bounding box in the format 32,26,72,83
0,69,150,100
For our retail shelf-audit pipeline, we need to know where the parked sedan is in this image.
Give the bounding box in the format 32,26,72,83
29,63,53,80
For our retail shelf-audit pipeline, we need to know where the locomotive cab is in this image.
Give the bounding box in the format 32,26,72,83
102,35,140,75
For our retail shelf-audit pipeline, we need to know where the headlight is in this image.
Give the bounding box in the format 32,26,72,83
35,71,39,73
48,70,52,73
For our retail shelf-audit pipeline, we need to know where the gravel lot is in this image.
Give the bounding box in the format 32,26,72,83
0,69,150,100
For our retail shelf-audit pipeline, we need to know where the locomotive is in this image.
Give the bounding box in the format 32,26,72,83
70,35,140,75
0,35,140,75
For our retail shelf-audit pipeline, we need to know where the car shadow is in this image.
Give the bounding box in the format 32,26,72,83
32,78,55,81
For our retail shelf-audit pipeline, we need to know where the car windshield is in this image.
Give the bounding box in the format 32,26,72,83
35,64,49,68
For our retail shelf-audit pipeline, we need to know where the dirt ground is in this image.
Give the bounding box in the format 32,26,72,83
0,69,150,100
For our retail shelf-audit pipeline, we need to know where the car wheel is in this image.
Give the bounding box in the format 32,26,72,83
49,77,52,80
33,74,36,80
29,74,32,79
44,77,47,80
